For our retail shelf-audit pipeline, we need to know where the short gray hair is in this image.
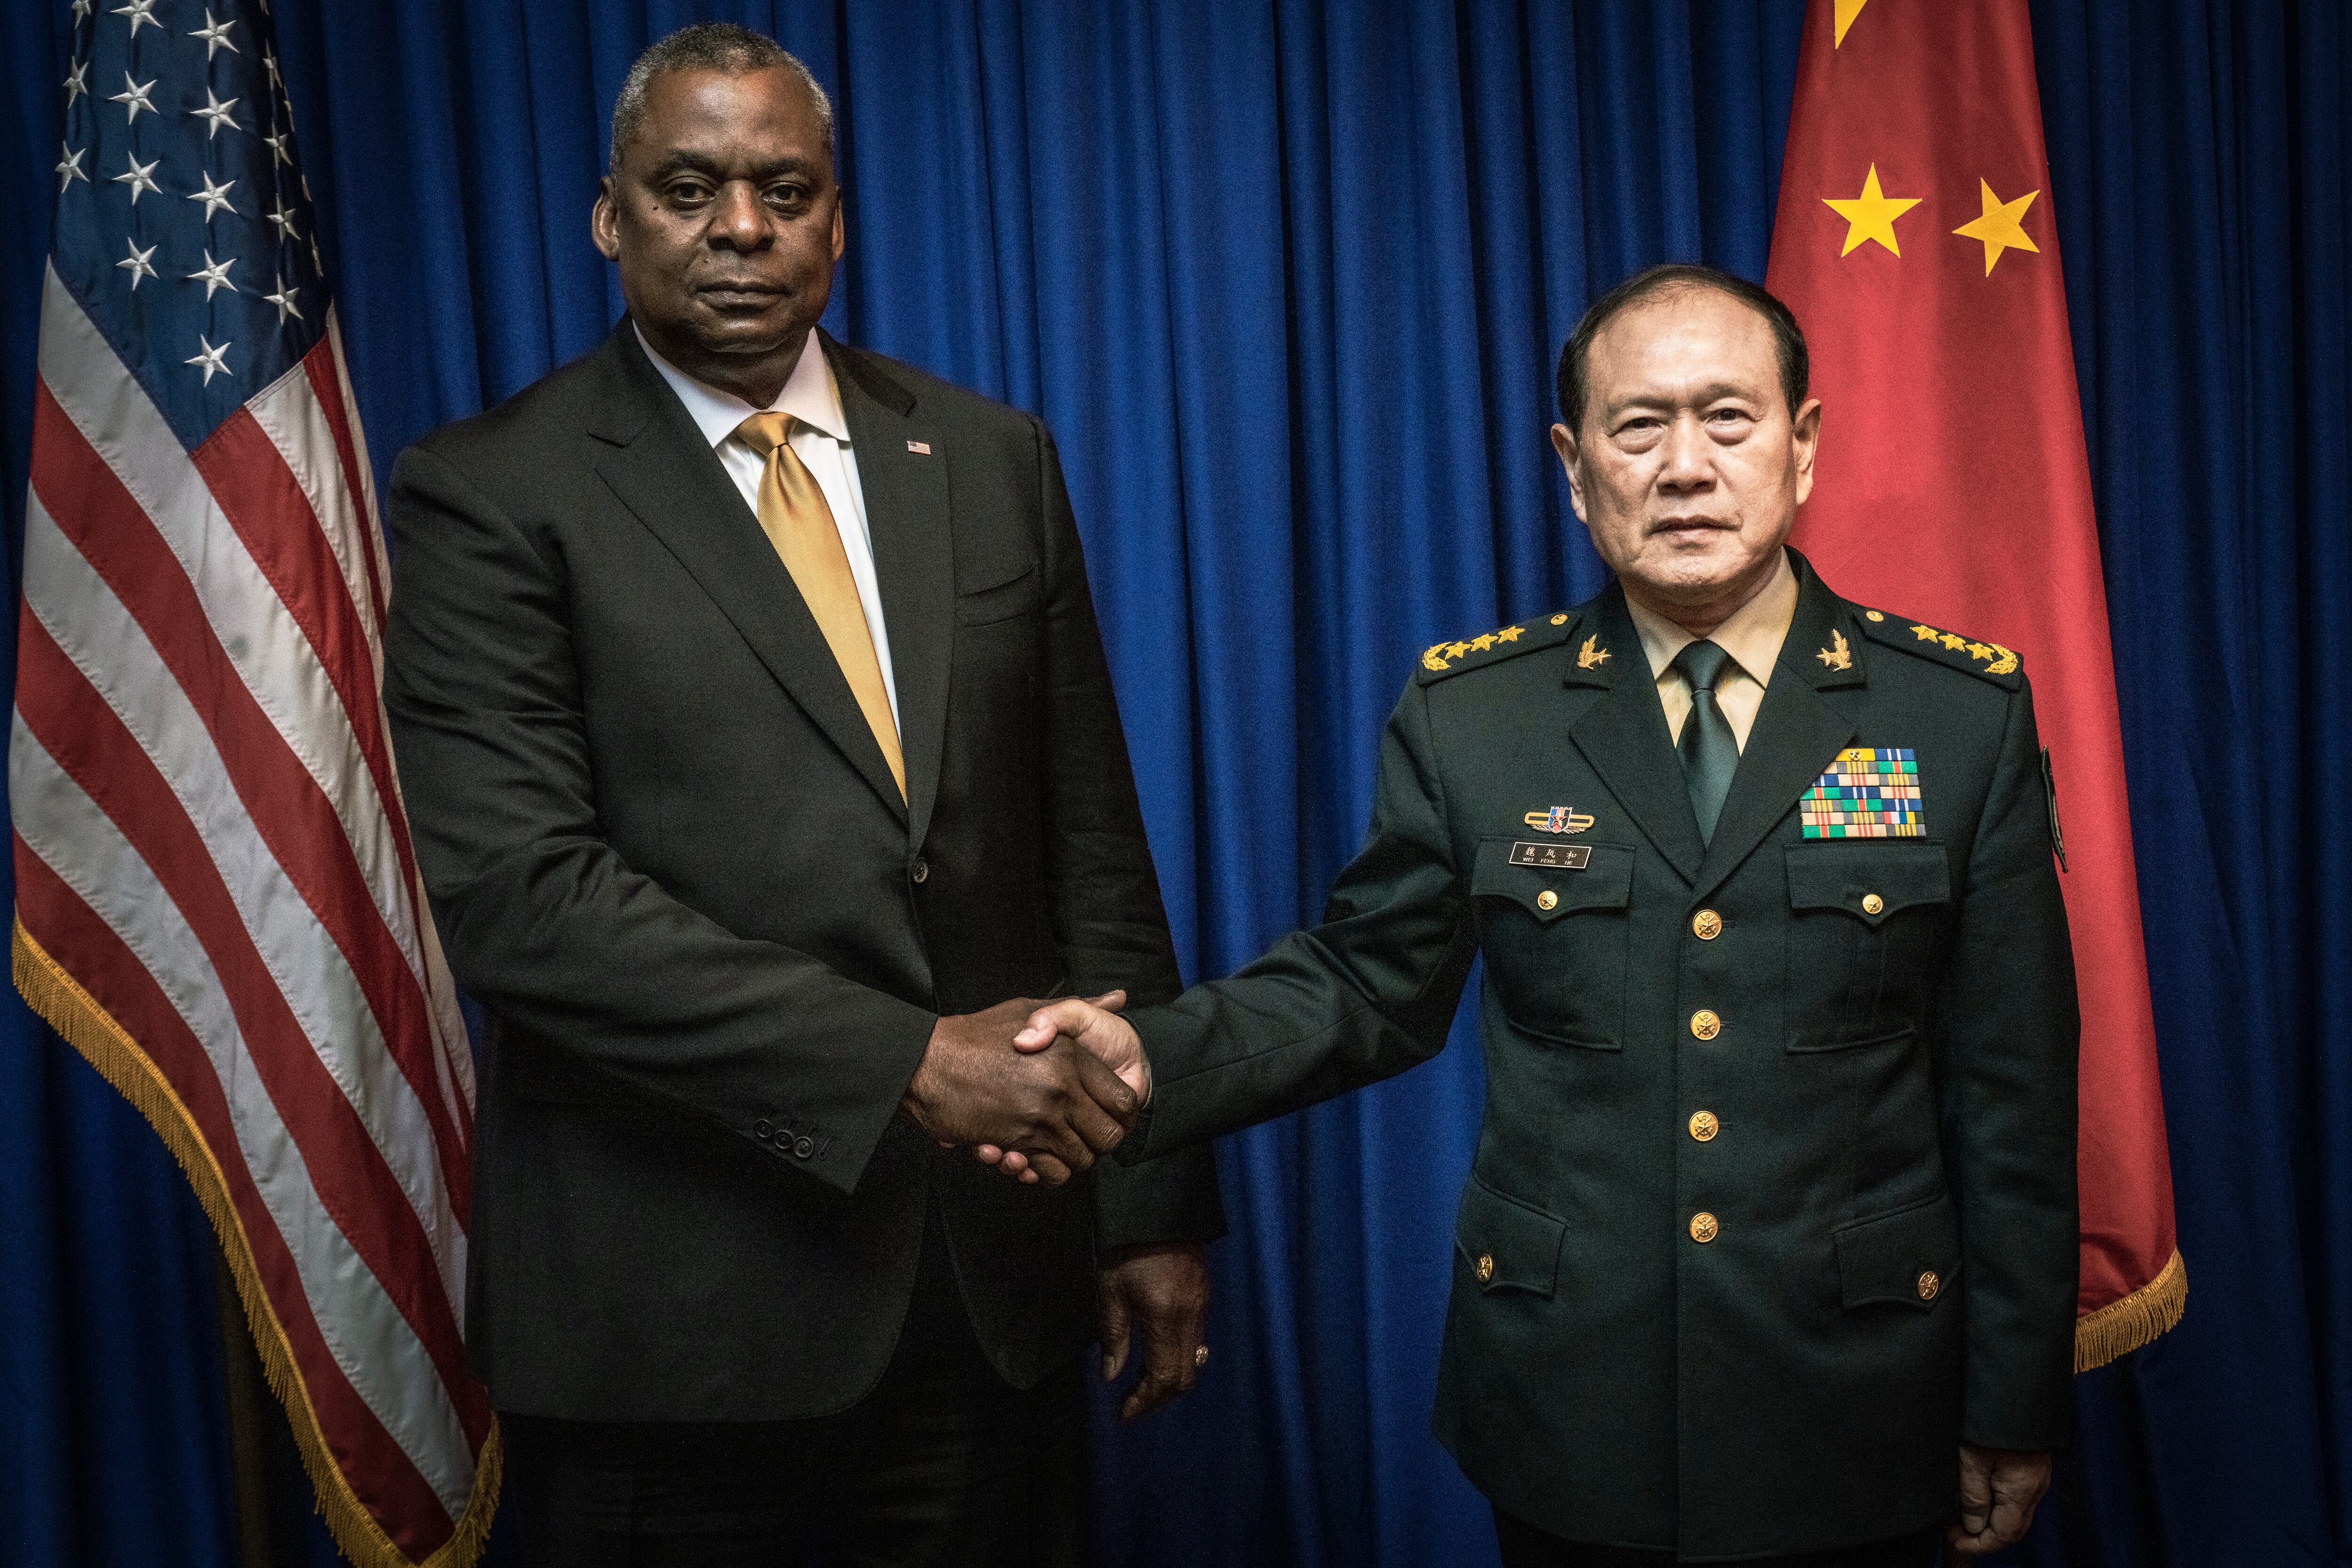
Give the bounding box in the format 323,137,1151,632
608,23,835,173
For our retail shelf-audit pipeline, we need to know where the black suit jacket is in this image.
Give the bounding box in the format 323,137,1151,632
383,323,1222,1421
1121,555,2077,1557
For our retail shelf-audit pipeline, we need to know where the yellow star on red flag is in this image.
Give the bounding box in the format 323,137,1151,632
1952,179,2042,274
1833,0,1870,47
1823,164,1922,257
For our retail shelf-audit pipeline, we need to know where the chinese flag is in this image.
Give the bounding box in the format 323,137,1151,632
1766,0,2182,1367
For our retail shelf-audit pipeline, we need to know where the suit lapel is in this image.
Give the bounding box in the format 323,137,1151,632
1690,555,1868,899
588,325,908,823
1564,586,1707,883
826,335,954,853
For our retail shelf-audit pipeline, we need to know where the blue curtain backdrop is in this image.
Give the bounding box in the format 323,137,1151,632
1,2,2344,1565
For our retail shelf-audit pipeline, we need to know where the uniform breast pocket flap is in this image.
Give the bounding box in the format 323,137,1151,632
1834,1193,1961,1312
1784,840,1951,925
1470,839,1634,922
954,562,1041,626
1454,1175,1566,1297
1788,841,1957,926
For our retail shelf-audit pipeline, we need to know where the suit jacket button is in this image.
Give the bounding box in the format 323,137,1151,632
1690,1211,1720,1243
793,1135,816,1159
754,1119,773,1138
1917,1269,1941,1300
1688,1110,1719,1142
1475,1253,1495,1284
1535,889,1558,912
911,857,930,884
1691,908,1722,940
1690,1009,1722,1041
1861,892,1885,915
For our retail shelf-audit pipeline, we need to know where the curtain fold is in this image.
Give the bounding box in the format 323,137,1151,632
2026,2,2352,1562
1,3,2342,1565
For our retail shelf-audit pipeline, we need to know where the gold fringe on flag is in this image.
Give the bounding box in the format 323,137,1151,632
13,917,500,1568
2074,1245,2186,1373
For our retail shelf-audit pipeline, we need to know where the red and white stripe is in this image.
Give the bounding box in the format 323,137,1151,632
15,265,489,1560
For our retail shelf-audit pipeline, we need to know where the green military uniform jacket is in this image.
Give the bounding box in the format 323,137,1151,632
1125,551,2079,1560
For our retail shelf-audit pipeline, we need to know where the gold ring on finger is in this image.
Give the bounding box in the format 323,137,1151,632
1193,1344,1210,1368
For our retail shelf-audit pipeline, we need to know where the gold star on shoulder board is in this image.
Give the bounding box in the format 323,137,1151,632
1495,625,1525,643
1965,641,1994,661
1940,633,1966,651
1470,633,1497,651
1911,623,1940,642
1816,629,1853,671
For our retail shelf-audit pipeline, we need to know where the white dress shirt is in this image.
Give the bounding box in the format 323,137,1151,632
637,326,901,730
1624,547,1800,754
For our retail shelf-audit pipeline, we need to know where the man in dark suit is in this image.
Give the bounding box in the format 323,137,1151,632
382,24,1222,1565
1013,266,2078,1566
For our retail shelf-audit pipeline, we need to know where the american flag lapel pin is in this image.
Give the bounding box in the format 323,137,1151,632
906,440,931,455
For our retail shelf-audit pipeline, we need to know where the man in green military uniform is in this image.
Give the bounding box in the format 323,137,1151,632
1001,265,2079,1566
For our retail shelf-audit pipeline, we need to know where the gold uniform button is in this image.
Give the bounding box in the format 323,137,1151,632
1535,889,1559,912
1688,1110,1719,1142
1917,1269,1940,1301
1866,610,1886,622
1861,892,1885,915
1689,1009,1722,1041
1476,1253,1495,1284
1691,908,1723,940
1689,1212,1719,1243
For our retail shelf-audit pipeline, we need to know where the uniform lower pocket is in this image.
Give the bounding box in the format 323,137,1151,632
1454,1175,1567,1297
1834,1193,1961,1312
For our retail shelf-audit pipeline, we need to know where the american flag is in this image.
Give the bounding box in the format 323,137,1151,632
20,1,495,1562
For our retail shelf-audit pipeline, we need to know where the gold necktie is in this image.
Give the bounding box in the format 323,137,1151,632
734,412,905,799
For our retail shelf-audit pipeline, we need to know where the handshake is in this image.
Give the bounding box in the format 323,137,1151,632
898,991,1152,1185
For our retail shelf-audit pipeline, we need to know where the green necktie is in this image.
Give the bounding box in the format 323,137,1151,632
1672,639,1739,844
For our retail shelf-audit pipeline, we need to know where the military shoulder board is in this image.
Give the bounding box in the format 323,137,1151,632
1416,612,1578,683
1853,607,2024,690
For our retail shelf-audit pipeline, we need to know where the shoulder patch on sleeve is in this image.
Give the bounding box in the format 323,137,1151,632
1854,608,2024,690
1416,611,1578,684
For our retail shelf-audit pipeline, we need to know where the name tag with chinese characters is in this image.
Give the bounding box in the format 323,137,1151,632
1508,842,1591,869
